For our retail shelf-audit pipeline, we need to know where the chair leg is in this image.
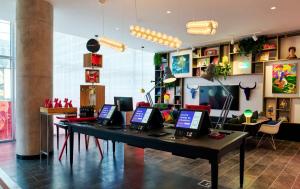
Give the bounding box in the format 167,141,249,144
59,132,70,161
257,134,265,148
95,138,103,159
65,128,68,155
56,125,59,149
270,135,276,150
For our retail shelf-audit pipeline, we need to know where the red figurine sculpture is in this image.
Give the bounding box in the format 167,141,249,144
64,98,69,108
54,98,59,108
68,100,73,108
58,100,62,108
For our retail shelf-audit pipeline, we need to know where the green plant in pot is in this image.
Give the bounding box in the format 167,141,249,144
238,35,267,55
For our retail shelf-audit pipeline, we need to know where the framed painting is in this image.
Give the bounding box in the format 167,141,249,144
272,63,297,94
170,50,193,78
85,69,100,83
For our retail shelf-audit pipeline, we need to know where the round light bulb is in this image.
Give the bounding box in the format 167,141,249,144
135,26,140,31
157,32,162,38
162,34,167,39
140,27,145,33
158,39,163,44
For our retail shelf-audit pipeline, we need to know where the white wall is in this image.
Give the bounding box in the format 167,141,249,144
53,32,154,109
184,75,264,117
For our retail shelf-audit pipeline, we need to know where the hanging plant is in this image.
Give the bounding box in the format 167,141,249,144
154,53,162,68
238,36,267,55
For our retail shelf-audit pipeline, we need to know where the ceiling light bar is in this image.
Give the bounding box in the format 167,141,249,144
99,37,126,52
130,25,182,49
186,20,218,35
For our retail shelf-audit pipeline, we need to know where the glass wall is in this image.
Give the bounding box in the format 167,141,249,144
53,32,154,110
0,20,13,142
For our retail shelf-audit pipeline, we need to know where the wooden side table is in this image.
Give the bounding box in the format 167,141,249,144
39,107,77,162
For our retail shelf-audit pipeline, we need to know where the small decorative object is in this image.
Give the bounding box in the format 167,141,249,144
68,100,73,108
211,57,219,65
176,99,180,104
287,46,298,59
84,53,102,68
64,98,69,108
44,99,53,108
239,82,257,101
163,93,170,104
86,38,100,53
259,52,270,61
279,99,288,109
263,43,276,50
272,63,297,94
170,50,193,78
187,85,199,99
278,116,288,122
140,88,145,93
54,98,59,108
267,105,274,116
244,109,253,123
204,47,219,56
85,69,100,83
58,100,62,108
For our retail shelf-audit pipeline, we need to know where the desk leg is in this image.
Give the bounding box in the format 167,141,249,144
40,114,42,161
211,158,219,189
46,115,49,164
113,141,115,155
78,133,80,152
65,128,68,156
70,128,74,166
240,139,245,188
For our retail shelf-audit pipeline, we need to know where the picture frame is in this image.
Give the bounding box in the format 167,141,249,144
170,50,193,78
85,69,100,83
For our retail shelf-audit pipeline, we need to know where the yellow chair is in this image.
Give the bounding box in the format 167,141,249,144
257,121,283,150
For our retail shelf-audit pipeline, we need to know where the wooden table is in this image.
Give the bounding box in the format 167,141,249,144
67,123,247,189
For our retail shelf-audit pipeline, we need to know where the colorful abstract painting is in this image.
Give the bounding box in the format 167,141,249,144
170,50,192,78
272,63,297,94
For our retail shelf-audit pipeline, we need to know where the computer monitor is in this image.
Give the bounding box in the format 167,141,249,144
176,110,203,130
130,107,163,130
98,104,117,120
114,97,133,112
175,109,211,135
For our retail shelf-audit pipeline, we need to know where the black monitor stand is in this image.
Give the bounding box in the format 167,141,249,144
98,110,123,126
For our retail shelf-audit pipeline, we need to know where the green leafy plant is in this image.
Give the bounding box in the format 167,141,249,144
154,53,162,68
238,36,267,55
214,62,232,80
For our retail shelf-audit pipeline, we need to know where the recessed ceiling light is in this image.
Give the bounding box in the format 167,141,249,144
115,27,120,31
270,6,276,10
166,10,172,14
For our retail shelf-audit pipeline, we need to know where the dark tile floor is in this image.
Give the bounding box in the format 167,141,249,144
0,134,299,189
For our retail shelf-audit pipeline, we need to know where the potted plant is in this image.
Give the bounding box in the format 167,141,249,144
238,36,267,55
154,53,162,69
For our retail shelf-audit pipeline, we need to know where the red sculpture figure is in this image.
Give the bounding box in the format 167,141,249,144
58,100,62,108
44,99,53,108
54,98,59,108
64,98,69,108
68,100,73,108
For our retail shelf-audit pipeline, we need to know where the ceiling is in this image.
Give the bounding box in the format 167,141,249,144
1,0,300,52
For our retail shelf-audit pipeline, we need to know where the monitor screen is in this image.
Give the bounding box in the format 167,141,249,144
131,107,153,124
200,85,239,110
114,97,133,112
99,105,116,120
175,110,203,130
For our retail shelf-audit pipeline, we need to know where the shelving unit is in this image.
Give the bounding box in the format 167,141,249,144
154,53,184,109
265,97,292,122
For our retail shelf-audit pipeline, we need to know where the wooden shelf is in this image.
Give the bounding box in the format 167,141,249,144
261,48,277,51
276,109,290,112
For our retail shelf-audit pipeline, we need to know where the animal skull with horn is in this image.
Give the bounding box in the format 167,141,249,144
239,82,256,101
187,85,200,99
